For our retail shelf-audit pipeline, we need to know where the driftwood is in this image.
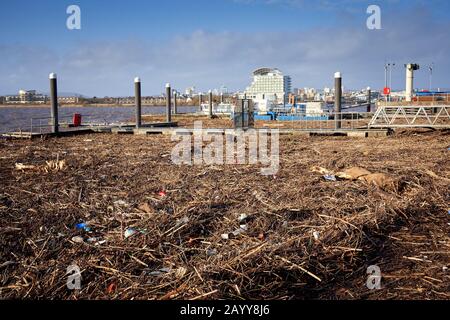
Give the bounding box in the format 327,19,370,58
0,126,448,300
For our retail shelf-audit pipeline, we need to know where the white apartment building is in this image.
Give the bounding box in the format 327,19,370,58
243,68,292,104
6,90,47,104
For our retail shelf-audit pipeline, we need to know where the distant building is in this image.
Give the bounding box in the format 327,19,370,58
5,90,47,104
220,85,228,94
244,68,292,104
58,96,80,104
0,96,4,104
185,87,196,97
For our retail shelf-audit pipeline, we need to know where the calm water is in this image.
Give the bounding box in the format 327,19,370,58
0,106,197,133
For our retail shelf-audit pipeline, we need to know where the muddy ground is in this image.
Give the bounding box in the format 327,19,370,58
0,127,449,300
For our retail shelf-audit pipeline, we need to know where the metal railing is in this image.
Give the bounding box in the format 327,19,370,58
369,105,450,128
26,114,107,134
270,111,375,131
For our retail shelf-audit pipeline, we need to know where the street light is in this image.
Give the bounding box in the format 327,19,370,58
384,62,389,102
429,63,434,91
384,62,395,102
389,63,395,101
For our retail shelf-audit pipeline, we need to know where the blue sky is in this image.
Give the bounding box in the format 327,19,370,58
1,0,450,96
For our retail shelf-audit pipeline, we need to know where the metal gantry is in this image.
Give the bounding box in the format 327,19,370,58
369,105,450,128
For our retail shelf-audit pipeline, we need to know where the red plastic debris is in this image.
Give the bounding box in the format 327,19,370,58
158,191,167,197
107,283,117,294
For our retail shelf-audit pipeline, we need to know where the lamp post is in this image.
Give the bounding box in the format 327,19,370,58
389,62,395,102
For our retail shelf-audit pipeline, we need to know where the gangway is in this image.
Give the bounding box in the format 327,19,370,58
369,105,450,128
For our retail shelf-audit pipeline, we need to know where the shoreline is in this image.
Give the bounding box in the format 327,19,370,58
0,104,196,108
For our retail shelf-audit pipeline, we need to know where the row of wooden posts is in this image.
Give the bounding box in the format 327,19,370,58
48,72,359,133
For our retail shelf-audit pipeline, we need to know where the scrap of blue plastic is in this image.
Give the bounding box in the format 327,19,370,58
76,222,91,231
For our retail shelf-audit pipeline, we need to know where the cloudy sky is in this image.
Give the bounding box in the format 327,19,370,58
1,0,449,96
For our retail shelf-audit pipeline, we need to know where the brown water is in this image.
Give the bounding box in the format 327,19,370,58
0,106,197,133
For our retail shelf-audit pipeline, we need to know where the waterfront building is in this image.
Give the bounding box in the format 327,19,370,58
244,68,292,104
5,90,47,104
185,87,196,97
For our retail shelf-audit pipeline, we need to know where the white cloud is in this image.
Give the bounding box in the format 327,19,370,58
0,7,449,96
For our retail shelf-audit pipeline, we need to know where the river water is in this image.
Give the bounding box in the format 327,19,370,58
0,106,197,133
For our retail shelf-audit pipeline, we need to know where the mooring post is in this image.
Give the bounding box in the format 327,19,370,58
166,83,172,123
208,90,213,118
49,73,59,134
367,87,371,113
334,72,342,129
135,77,142,128
173,90,178,115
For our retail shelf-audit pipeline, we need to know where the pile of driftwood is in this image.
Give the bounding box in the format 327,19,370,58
0,130,448,299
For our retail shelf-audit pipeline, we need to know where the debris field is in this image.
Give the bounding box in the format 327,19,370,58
0,128,449,300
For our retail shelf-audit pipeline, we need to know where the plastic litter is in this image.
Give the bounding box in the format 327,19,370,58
238,214,248,222
75,222,91,232
323,174,337,182
106,283,116,294
87,237,106,246
71,236,84,244
221,233,230,240
313,231,320,241
124,228,138,239
206,248,217,256
222,224,248,240
158,191,167,197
